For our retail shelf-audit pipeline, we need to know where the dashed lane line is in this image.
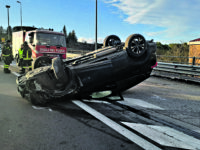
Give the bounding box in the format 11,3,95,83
72,100,162,150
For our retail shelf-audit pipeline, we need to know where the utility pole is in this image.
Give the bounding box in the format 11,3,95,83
5,5,10,40
95,0,98,50
17,1,22,30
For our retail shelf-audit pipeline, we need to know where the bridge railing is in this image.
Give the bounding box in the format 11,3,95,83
157,55,200,66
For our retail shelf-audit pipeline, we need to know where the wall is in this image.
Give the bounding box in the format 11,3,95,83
188,42,200,65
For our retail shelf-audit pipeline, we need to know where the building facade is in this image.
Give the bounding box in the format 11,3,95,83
188,38,200,65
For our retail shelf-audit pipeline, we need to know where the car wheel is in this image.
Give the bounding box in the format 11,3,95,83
125,34,147,58
103,35,121,47
33,56,51,69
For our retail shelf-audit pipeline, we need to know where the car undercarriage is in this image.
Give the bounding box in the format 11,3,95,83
16,34,157,105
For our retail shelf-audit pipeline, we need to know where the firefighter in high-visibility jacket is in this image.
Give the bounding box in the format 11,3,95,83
20,41,32,74
2,40,13,73
18,44,24,72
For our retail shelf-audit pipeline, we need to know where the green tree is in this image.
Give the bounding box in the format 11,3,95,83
63,25,68,45
68,31,72,41
0,26,3,35
156,42,163,49
166,43,189,57
71,30,77,43
68,30,77,46
156,42,170,55
157,42,189,63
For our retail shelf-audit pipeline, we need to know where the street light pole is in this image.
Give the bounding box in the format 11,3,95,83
95,0,98,50
17,1,22,30
5,5,10,40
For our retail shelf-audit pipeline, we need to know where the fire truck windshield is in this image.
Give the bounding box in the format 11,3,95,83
36,33,66,47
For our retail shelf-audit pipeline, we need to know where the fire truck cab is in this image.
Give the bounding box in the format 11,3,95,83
12,26,67,69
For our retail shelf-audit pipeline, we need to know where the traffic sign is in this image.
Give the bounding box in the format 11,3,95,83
1,38,5,43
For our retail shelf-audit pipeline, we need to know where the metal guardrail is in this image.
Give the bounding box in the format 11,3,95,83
154,62,200,76
152,56,200,83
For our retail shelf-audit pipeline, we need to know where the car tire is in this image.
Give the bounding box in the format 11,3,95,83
33,56,51,69
125,34,147,58
103,35,121,47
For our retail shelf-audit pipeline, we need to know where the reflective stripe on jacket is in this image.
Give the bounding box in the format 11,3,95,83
23,51,32,60
2,54,10,57
2,44,12,57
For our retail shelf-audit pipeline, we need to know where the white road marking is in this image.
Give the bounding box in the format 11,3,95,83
72,100,161,150
122,122,200,149
83,99,111,104
119,97,164,110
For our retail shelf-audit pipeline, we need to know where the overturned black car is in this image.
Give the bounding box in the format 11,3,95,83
16,34,157,105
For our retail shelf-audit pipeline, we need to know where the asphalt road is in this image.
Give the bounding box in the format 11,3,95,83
0,62,200,150
123,76,200,127
0,65,141,150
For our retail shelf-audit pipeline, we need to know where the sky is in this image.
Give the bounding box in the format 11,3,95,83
0,0,200,44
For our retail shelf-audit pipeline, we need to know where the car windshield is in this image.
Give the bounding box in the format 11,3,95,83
36,33,66,47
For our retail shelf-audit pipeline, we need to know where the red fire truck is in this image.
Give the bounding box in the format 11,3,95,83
12,26,67,69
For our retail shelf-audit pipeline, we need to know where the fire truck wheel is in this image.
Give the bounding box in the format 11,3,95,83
33,56,51,69
103,35,121,47
125,34,147,58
